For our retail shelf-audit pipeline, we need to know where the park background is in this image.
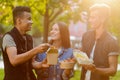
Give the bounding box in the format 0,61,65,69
0,0,120,80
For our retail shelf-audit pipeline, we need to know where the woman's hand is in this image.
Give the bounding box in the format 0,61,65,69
63,69,72,76
41,58,49,68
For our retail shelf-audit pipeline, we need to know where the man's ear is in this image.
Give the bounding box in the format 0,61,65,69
16,18,21,24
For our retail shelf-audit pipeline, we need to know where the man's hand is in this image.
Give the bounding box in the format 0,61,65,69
36,43,50,53
80,64,96,72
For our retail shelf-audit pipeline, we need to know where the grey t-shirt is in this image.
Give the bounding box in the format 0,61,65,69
2,34,16,51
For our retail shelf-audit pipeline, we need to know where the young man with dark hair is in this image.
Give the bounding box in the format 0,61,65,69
1,6,49,80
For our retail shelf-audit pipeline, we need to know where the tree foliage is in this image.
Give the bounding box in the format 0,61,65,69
0,0,120,43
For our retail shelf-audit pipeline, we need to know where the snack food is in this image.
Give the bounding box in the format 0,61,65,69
73,50,93,64
60,60,75,69
46,46,58,65
47,46,58,54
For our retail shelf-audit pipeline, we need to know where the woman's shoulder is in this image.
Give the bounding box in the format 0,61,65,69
64,48,73,52
63,48,73,56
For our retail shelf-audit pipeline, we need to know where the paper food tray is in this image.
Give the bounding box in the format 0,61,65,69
73,50,93,64
60,61,75,69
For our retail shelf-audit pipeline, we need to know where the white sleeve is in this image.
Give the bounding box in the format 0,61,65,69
2,34,16,51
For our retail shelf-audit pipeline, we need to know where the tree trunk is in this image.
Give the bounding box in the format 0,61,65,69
43,3,49,43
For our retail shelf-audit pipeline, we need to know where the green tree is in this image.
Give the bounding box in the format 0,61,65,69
1,0,120,44
0,0,80,42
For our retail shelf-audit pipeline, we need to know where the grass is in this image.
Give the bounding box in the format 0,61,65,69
70,70,81,80
110,71,120,80
70,70,120,80
0,69,120,80
0,69,4,80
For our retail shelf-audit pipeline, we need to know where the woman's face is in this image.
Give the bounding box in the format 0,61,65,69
50,24,61,41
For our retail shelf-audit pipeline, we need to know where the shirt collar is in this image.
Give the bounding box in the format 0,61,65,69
93,30,108,41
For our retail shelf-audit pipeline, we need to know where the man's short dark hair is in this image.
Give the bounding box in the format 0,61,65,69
13,6,31,24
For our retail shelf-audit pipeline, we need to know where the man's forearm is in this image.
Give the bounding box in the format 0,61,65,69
94,67,117,76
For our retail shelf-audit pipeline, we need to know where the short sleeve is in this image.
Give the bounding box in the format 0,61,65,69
59,48,73,61
2,34,16,51
108,38,119,56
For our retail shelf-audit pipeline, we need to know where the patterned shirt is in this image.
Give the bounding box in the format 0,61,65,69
35,48,73,80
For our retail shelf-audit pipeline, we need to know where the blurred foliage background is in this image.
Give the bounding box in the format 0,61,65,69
0,0,120,44
0,0,120,80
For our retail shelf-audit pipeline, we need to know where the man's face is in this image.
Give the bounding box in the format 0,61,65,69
19,11,33,32
89,10,101,29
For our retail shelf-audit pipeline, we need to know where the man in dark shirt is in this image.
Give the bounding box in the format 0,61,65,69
1,6,49,80
80,3,119,80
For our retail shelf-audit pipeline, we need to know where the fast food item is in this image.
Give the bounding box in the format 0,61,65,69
60,60,75,69
46,46,58,65
73,50,93,64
